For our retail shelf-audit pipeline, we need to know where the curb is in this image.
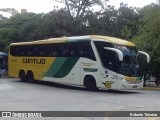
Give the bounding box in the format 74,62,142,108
142,87,160,90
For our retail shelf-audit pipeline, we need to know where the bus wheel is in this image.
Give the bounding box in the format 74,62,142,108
19,70,26,82
27,71,34,82
84,76,97,91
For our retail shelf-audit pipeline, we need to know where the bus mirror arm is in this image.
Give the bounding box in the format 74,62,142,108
138,51,150,63
104,47,123,61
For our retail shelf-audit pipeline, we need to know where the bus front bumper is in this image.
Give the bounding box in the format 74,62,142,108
116,79,143,90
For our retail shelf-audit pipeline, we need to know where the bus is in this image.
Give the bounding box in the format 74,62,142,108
8,35,150,90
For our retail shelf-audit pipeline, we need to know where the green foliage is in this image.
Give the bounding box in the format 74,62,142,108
132,3,160,75
120,26,131,39
55,0,107,21
84,3,139,39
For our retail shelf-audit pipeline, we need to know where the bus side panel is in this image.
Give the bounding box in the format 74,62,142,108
8,55,20,78
80,58,101,87
8,55,56,80
43,57,80,84
100,69,118,90
42,57,101,87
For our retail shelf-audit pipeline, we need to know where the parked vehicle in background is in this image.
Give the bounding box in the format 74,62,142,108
0,52,8,78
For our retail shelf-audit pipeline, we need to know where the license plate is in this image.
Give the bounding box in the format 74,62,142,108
133,85,137,88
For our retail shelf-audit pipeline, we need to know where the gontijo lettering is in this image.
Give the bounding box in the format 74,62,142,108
23,58,45,64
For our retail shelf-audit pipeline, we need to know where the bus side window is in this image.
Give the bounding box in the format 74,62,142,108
50,49,56,56
10,46,17,56
58,43,78,57
67,43,78,57
70,50,75,56
61,46,69,57
35,45,46,56
25,45,37,56
79,42,96,61
18,46,26,56
50,44,61,57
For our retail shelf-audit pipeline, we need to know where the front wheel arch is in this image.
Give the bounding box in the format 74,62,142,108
83,75,98,91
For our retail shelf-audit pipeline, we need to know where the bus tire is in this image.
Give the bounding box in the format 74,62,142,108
19,70,26,82
84,75,98,91
27,71,34,82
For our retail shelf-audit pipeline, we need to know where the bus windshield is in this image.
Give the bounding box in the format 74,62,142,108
94,41,141,77
115,45,141,77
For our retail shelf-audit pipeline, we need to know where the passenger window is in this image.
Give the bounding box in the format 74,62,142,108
79,42,96,61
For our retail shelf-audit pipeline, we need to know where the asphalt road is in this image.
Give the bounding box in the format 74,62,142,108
0,78,160,120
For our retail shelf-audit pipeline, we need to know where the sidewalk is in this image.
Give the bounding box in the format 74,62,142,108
142,87,160,90
142,81,160,90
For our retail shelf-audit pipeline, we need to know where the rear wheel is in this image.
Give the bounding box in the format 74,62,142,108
19,70,26,82
27,71,34,82
84,76,98,91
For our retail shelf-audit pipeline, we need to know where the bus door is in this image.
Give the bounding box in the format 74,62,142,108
100,49,119,89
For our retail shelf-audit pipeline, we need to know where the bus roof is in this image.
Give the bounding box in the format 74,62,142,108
91,35,135,46
10,35,135,46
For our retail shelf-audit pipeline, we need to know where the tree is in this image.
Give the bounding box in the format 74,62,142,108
98,5,119,36
116,3,140,39
0,8,18,16
132,3,160,76
0,13,37,42
19,13,45,41
54,0,107,21
120,26,131,39
0,14,7,21
41,9,76,37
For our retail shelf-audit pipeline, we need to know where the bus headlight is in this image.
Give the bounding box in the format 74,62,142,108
123,76,142,84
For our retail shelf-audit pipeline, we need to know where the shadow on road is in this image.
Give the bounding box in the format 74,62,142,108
12,79,140,94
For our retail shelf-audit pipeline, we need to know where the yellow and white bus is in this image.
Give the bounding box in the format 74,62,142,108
8,35,150,90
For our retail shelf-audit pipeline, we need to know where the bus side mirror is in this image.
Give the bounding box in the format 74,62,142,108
104,47,123,61
138,51,150,63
